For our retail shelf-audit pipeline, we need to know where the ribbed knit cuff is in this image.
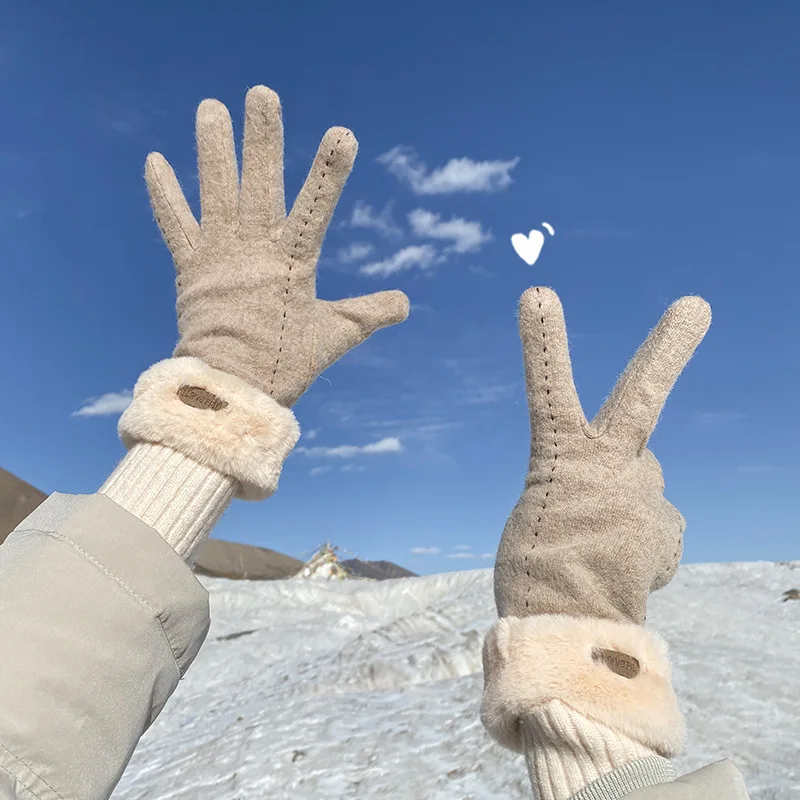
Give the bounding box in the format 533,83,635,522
521,700,661,800
100,442,236,562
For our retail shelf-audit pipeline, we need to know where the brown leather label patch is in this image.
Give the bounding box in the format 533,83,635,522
592,648,640,679
177,385,228,411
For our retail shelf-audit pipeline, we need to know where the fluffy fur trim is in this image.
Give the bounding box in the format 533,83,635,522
481,614,686,757
119,357,300,501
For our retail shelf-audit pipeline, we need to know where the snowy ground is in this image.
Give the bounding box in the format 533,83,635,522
113,561,800,800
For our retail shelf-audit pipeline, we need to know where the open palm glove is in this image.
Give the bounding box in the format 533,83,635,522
482,287,711,800
101,87,408,558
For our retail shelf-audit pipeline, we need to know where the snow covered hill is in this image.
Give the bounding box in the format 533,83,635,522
112,562,800,799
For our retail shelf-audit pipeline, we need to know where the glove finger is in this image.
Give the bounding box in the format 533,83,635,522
318,291,409,367
519,287,587,447
594,296,711,451
145,152,200,265
240,85,286,234
196,98,239,232
284,127,358,267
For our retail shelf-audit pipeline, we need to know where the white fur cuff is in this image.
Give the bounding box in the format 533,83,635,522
118,357,300,501
481,615,686,758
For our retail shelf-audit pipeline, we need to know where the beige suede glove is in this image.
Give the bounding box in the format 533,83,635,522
116,85,409,497
146,85,408,408
103,87,408,562
482,287,711,800
495,287,710,626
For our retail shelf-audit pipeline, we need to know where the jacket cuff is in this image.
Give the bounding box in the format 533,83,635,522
481,615,686,757
118,357,300,501
568,755,677,800
0,493,210,799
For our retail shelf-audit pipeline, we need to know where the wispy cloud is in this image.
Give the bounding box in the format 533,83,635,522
444,358,518,405
360,244,442,278
447,551,495,560
462,384,517,405
344,201,403,239
310,466,331,477
410,546,441,555
340,464,366,473
454,545,472,551
337,242,375,263
378,146,519,195
364,417,463,445
692,411,747,428
296,436,403,459
408,209,491,253
72,390,133,418
304,428,320,440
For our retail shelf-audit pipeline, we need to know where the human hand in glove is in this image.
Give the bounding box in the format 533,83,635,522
146,85,408,408
495,287,711,626
114,87,409,507
482,287,711,800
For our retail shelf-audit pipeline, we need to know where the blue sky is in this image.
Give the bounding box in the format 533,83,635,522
0,2,797,573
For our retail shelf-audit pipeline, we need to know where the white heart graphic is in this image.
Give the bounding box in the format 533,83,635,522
511,230,546,266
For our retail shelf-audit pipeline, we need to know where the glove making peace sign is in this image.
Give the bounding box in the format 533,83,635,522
494,287,712,627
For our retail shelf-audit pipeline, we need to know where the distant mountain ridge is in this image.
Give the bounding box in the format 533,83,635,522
0,468,416,581
0,468,47,545
341,558,418,580
193,538,304,581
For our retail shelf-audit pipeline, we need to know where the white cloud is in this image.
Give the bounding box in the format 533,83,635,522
410,546,441,555
304,428,320,440
340,464,366,473
296,436,403,459
346,201,402,238
337,242,375,263
360,244,441,278
454,544,472,551
408,209,491,254
309,466,331,477
377,146,519,195
360,437,403,454
72,390,133,417
446,550,495,561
